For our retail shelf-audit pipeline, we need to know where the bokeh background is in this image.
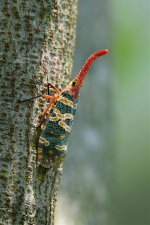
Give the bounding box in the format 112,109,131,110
56,0,149,225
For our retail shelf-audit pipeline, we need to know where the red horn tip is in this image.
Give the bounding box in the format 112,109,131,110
76,49,109,83
96,49,109,56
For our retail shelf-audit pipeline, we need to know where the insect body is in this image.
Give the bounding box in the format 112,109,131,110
37,49,109,165
38,91,78,163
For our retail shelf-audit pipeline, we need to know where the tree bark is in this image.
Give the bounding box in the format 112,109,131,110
0,1,78,224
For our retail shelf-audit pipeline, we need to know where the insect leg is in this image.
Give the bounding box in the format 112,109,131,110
19,83,60,103
18,94,53,103
18,95,43,103
47,83,61,95
41,94,53,100
40,95,58,122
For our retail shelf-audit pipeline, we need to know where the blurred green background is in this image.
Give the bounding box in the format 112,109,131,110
56,1,149,225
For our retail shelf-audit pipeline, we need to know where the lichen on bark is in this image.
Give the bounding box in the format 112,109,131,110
0,1,78,224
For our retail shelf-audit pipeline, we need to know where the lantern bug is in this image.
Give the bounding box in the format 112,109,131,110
20,49,109,165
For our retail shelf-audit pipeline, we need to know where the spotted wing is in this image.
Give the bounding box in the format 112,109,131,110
38,91,78,162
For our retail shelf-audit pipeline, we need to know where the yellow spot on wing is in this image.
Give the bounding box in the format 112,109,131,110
60,97,73,108
55,145,67,151
64,113,73,119
53,108,60,114
50,131,54,134
50,113,73,120
59,121,66,128
60,134,65,139
66,126,71,132
41,125,46,130
49,150,53,155
57,113,65,119
49,116,59,121
39,137,49,146
52,106,73,121
55,156,59,160
58,121,71,132
38,148,42,153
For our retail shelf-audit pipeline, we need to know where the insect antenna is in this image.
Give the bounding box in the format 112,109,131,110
18,95,42,103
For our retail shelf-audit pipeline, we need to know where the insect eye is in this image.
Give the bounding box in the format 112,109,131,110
72,81,76,87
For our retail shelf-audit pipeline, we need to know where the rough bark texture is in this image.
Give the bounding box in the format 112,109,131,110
0,1,78,224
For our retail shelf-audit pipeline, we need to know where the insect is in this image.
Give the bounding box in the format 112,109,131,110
20,49,109,165
36,49,109,165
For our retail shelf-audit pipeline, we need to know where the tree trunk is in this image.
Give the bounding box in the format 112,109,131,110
0,1,78,224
